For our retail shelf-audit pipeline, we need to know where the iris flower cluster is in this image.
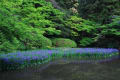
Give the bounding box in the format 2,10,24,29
0,48,119,71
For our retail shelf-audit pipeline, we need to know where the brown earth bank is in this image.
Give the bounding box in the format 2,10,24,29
0,59,120,80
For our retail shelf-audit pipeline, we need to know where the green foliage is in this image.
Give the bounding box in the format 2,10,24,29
0,6,16,41
65,16,96,35
93,16,120,48
64,16,98,47
79,37,94,46
52,38,77,48
0,0,119,53
0,41,17,53
78,0,120,23
99,16,120,37
55,0,78,9
107,16,120,36
0,6,18,53
53,0,120,48
55,0,79,15
65,16,96,32
21,35,52,50
19,0,64,36
0,0,56,53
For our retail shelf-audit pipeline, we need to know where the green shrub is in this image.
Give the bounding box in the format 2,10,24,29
0,0,61,53
0,41,17,53
79,37,94,47
40,36,52,49
19,0,64,36
52,38,77,48
64,16,98,47
93,16,120,48
20,34,52,50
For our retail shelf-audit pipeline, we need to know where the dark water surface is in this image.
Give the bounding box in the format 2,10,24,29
0,59,120,80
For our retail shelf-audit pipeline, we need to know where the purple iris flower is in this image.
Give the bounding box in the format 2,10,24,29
0,48,119,69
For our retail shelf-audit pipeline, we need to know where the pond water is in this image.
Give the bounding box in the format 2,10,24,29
0,59,120,80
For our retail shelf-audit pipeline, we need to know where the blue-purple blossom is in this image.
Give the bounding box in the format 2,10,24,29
0,48,119,70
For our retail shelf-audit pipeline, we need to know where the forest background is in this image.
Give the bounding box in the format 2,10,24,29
0,0,120,53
